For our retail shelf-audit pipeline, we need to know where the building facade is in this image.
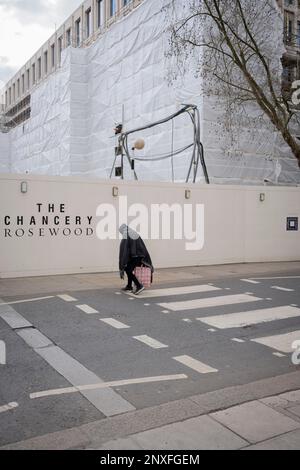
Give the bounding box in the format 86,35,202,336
1,0,142,129
1,0,299,130
277,0,300,93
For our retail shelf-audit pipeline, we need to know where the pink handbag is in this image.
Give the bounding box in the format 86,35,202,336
134,266,152,288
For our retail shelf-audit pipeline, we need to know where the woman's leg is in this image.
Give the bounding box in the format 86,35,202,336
125,265,134,289
127,259,142,289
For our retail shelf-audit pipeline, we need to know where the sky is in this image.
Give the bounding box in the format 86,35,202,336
0,0,82,90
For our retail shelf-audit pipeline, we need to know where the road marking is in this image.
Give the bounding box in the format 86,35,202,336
252,276,300,280
35,345,135,416
0,308,32,330
126,285,221,298
0,402,19,414
231,338,245,343
57,294,77,302
159,294,261,312
208,328,216,332
0,298,135,417
173,355,218,374
251,330,300,353
0,296,54,307
161,310,170,314
133,335,168,349
271,286,294,292
17,329,53,349
241,279,260,284
100,318,130,330
76,304,99,314
182,319,193,323
30,374,188,400
273,352,286,358
197,306,300,329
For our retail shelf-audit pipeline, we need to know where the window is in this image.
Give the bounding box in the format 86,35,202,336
5,91,7,106
284,11,294,43
85,8,92,38
44,51,48,74
123,0,130,6
97,0,105,27
13,83,15,102
17,79,20,98
51,44,55,68
75,19,81,47
21,74,25,94
297,21,300,46
32,63,36,84
58,36,63,63
110,0,117,17
8,88,11,105
26,69,30,89
66,28,71,47
38,58,42,79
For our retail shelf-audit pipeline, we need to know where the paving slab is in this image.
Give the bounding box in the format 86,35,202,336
287,405,300,419
99,415,248,450
211,401,300,444
246,429,300,450
279,390,300,403
260,396,290,408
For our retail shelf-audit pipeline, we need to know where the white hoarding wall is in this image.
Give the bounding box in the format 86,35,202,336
1,0,300,184
0,174,299,278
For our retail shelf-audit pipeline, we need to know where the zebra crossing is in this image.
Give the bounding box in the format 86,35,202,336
133,280,300,360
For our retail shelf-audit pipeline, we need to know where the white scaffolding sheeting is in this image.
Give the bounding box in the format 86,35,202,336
1,0,299,185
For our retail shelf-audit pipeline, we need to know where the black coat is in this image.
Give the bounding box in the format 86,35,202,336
119,232,154,273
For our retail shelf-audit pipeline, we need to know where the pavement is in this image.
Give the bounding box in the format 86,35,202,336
0,261,300,450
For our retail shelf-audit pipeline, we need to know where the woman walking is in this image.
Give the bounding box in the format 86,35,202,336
119,224,154,295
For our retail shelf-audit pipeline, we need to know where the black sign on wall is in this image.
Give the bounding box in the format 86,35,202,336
287,217,299,231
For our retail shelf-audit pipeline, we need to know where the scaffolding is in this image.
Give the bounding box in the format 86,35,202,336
110,104,210,184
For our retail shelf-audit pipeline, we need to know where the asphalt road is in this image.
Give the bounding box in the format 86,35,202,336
0,271,300,446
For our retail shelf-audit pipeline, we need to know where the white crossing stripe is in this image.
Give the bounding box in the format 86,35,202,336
0,296,54,307
173,355,218,374
197,306,300,330
133,335,168,349
273,352,286,358
100,318,130,330
30,374,188,400
127,285,221,298
241,279,260,284
231,338,246,343
0,402,19,414
271,286,294,292
159,294,261,312
76,304,99,314
251,330,300,353
58,294,77,302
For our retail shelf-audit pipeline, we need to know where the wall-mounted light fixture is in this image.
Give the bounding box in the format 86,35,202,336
259,193,265,203
21,181,28,194
112,186,119,198
185,189,191,200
